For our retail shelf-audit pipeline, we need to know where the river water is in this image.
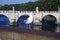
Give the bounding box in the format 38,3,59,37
33,25,60,33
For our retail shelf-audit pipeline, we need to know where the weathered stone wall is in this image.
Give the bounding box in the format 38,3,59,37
0,31,59,40
0,11,60,32
0,11,60,23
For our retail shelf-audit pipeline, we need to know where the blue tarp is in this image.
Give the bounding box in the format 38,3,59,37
0,14,10,27
17,15,33,29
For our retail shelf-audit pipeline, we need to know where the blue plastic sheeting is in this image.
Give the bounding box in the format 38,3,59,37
0,14,10,27
17,15,33,29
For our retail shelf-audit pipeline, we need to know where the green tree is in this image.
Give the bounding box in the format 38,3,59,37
0,0,60,11
11,20,17,27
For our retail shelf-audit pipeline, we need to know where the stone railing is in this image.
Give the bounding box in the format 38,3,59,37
0,10,59,14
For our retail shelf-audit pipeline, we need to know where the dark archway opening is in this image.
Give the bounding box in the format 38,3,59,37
41,15,57,32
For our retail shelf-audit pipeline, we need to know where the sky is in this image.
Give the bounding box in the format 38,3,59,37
0,0,37,5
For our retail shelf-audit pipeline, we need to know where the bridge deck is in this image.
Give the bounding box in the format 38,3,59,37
0,27,60,40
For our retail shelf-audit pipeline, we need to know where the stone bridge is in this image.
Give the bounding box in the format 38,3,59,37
0,10,60,24
0,7,60,32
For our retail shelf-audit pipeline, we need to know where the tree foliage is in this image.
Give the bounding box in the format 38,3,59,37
0,0,60,11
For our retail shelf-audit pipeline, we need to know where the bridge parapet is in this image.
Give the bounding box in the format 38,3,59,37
0,10,60,23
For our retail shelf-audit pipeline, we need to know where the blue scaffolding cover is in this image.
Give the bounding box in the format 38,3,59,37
17,15,33,29
0,14,10,27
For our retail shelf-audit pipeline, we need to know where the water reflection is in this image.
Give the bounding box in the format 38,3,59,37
34,25,60,33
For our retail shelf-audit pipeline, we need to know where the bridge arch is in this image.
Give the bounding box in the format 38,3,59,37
42,15,57,22
41,15,57,32
17,15,33,29
0,14,10,26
